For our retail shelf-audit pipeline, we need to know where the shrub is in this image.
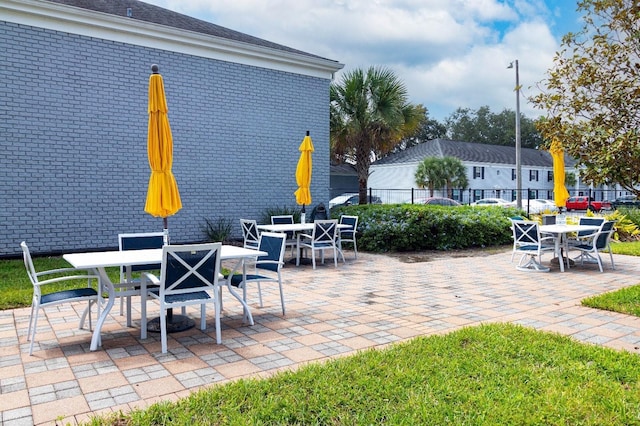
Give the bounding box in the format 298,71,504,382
331,204,514,252
202,217,234,243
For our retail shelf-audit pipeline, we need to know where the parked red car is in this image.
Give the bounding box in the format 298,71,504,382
565,196,611,212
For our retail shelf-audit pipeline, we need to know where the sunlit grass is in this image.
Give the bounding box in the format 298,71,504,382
85,323,640,426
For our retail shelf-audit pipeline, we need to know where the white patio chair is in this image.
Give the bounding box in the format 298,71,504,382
297,220,339,269
570,220,616,272
271,214,297,256
240,219,260,250
566,217,605,247
338,215,359,260
117,232,164,326
140,242,222,353
510,220,555,272
21,241,100,355
226,232,287,315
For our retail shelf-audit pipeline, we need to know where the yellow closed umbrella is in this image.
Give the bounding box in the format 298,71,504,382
550,138,570,208
144,64,182,242
294,131,314,222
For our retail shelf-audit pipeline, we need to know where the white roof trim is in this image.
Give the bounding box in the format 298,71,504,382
1,0,344,79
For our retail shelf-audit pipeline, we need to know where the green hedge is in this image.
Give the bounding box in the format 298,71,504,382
331,204,518,252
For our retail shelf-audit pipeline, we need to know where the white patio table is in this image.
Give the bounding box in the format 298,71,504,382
539,224,601,272
63,245,265,350
257,222,350,264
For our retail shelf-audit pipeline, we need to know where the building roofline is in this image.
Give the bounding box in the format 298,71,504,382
2,0,344,79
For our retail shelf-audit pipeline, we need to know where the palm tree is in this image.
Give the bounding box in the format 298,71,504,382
415,157,446,196
330,66,424,204
441,156,469,198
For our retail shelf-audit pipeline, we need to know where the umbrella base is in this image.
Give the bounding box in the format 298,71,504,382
288,257,313,265
146,310,195,333
550,257,575,267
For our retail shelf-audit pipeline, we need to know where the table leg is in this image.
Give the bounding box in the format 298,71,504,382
224,258,254,326
557,235,565,272
90,267,115,351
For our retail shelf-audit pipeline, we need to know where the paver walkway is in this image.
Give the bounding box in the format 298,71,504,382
1,248,640,425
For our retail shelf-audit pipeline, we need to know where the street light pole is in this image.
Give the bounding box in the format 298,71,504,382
508,59,522,209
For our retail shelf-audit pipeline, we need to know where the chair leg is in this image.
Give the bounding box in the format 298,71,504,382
29,307,40,356
79,299,94,331
27,303,36,342
333,247,338,268
160,309,168,354
200,304,206,330
214,294,222,344
353,238,358,259
277,274,285,315
257,281,263,307
126,296,133,327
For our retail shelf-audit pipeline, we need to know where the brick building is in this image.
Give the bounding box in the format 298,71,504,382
0,0,343,256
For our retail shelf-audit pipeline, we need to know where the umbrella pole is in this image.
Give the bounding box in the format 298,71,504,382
163,217,169,245
301,205,306,224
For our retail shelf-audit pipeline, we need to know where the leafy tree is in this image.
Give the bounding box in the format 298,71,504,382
444,106,541,148
330,66,424,203
392,111,447,154
414,156,468,197
531,0,640,194
415,157,446,196
441,156,469,198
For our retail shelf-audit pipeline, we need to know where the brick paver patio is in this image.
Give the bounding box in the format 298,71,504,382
1,248,639,425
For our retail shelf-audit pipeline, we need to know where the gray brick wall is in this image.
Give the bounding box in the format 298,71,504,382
0,21,331,257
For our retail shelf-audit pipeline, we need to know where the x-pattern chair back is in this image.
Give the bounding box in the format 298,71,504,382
513,220,539,246
240,219,260,250
314,220,337,243
162,245,219,297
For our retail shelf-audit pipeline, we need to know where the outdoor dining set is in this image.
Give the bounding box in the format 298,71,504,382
20,214,360,356
510,215,616,273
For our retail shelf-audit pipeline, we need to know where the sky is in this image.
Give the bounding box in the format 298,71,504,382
142,0,583,122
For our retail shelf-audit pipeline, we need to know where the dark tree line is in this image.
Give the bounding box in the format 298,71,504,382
390,105,542,155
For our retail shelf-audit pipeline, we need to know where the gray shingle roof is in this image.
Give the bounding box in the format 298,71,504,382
45,0,335,61
374,139,576,168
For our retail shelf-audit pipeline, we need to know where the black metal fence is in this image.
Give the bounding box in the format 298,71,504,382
362,187,618,206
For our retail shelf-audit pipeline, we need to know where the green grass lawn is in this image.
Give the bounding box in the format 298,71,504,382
4,244,640,425
86,323,640,426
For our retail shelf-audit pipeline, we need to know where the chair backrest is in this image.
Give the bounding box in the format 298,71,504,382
313,220,338,243
511,220,541,246
20,241,38,287
339,215,358,235
271,215,294,225
240,219,260,249
256,232,286,272
160,243,222,298
271,215,295,238
577,217,605,237
594,220,615,249
119,232,164,274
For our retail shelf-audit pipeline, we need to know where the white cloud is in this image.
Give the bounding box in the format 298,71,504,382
144,0,573,121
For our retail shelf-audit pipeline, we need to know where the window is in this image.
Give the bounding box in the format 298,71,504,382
473,166,484,179
529,170,539,181
473,189,483,201
547,171,553,182
511,169,516,180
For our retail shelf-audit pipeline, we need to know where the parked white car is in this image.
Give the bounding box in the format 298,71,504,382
523,199,559,213
329,193,382,209
470,198,513,207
